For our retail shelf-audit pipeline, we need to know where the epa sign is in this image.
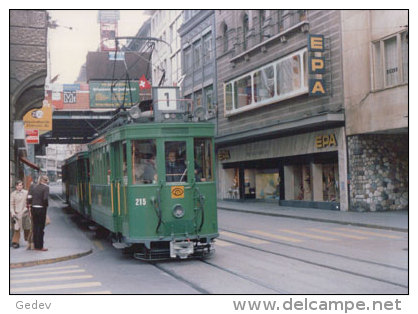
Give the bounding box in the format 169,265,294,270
308,34,327,96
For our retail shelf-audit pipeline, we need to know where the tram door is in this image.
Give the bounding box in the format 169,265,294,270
110,141,127,233
161,140,196,236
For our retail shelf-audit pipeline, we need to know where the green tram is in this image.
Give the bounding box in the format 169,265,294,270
63,92,218,260
62,151,90,217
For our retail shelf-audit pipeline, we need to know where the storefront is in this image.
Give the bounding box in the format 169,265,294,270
217,127,349,211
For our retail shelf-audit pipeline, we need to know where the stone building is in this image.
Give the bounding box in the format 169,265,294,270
214,10,349,210
10,10,48,187
341,10,408,211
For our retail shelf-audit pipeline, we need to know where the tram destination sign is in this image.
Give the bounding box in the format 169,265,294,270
89,80,139,108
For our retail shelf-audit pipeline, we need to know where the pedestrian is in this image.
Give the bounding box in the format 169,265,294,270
27,175,49,251
10,180,30,248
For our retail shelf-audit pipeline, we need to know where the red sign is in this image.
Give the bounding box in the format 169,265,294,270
139,75,151,90
25,129,39,144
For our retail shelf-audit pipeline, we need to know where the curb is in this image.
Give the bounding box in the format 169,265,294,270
218,206,408,233
10,249,93,269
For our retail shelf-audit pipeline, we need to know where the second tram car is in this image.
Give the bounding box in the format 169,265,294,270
63,92,218,260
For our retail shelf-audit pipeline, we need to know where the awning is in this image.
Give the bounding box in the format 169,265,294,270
19,157,40,171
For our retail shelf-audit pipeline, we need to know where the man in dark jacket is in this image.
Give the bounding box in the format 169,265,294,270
27,175,49,251
166,151,186,182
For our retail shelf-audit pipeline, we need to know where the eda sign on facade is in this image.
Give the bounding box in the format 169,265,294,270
308,34,327,96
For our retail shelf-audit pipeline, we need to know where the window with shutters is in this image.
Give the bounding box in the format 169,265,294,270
372,31,408,90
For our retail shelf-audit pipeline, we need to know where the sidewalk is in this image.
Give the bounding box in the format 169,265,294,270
10,191,93,269
217,200,408,232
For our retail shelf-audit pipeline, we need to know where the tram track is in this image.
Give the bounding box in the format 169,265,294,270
152,263,211,294
152,257,290,294
218,229,408,289
220,228,408,272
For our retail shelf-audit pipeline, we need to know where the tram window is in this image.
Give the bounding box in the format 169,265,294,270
132,140,157,184
194,138,213,182
165,141,187,183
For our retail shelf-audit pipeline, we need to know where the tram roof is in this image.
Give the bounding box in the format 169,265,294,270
89,122,215,148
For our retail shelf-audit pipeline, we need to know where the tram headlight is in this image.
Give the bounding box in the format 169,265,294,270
172,205,185,218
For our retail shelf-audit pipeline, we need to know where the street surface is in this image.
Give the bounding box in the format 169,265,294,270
10,187,408,294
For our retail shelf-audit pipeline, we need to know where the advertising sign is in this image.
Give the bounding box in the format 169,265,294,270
23,104,52,131
25,129,39,144
89,81,139,108
308,34,327,96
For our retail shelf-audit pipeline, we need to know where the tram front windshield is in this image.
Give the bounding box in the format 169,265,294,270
165,141,187,183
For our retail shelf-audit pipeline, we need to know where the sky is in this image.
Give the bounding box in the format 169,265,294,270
48,10,149,85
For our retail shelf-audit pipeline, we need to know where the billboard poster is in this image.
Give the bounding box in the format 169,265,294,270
89,81,139,108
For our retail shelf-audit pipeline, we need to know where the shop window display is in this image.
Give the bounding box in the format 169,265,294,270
322,164,339,202
225,168,239,199
255,171,280,200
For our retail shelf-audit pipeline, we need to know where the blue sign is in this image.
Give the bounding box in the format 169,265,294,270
108,52,125,61
63,84,80,91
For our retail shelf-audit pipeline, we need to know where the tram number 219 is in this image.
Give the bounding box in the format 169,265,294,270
135,198,147,206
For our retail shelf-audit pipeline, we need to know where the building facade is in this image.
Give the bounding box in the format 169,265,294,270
148,10,184,87
10,10,48,188
214,10,349,210
342,10,408,211
178,10,217,121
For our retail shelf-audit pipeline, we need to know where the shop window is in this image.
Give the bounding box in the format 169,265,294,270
234,75,252,108
287,164,312,201
322,163,339,202
254,65,275,102
225,168,239,199
194,138,213,182
132,140,157,184
255,169,280,200
165,141,187,183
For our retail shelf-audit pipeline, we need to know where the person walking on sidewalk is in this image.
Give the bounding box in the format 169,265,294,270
10,180,30,249
27,175,49,251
